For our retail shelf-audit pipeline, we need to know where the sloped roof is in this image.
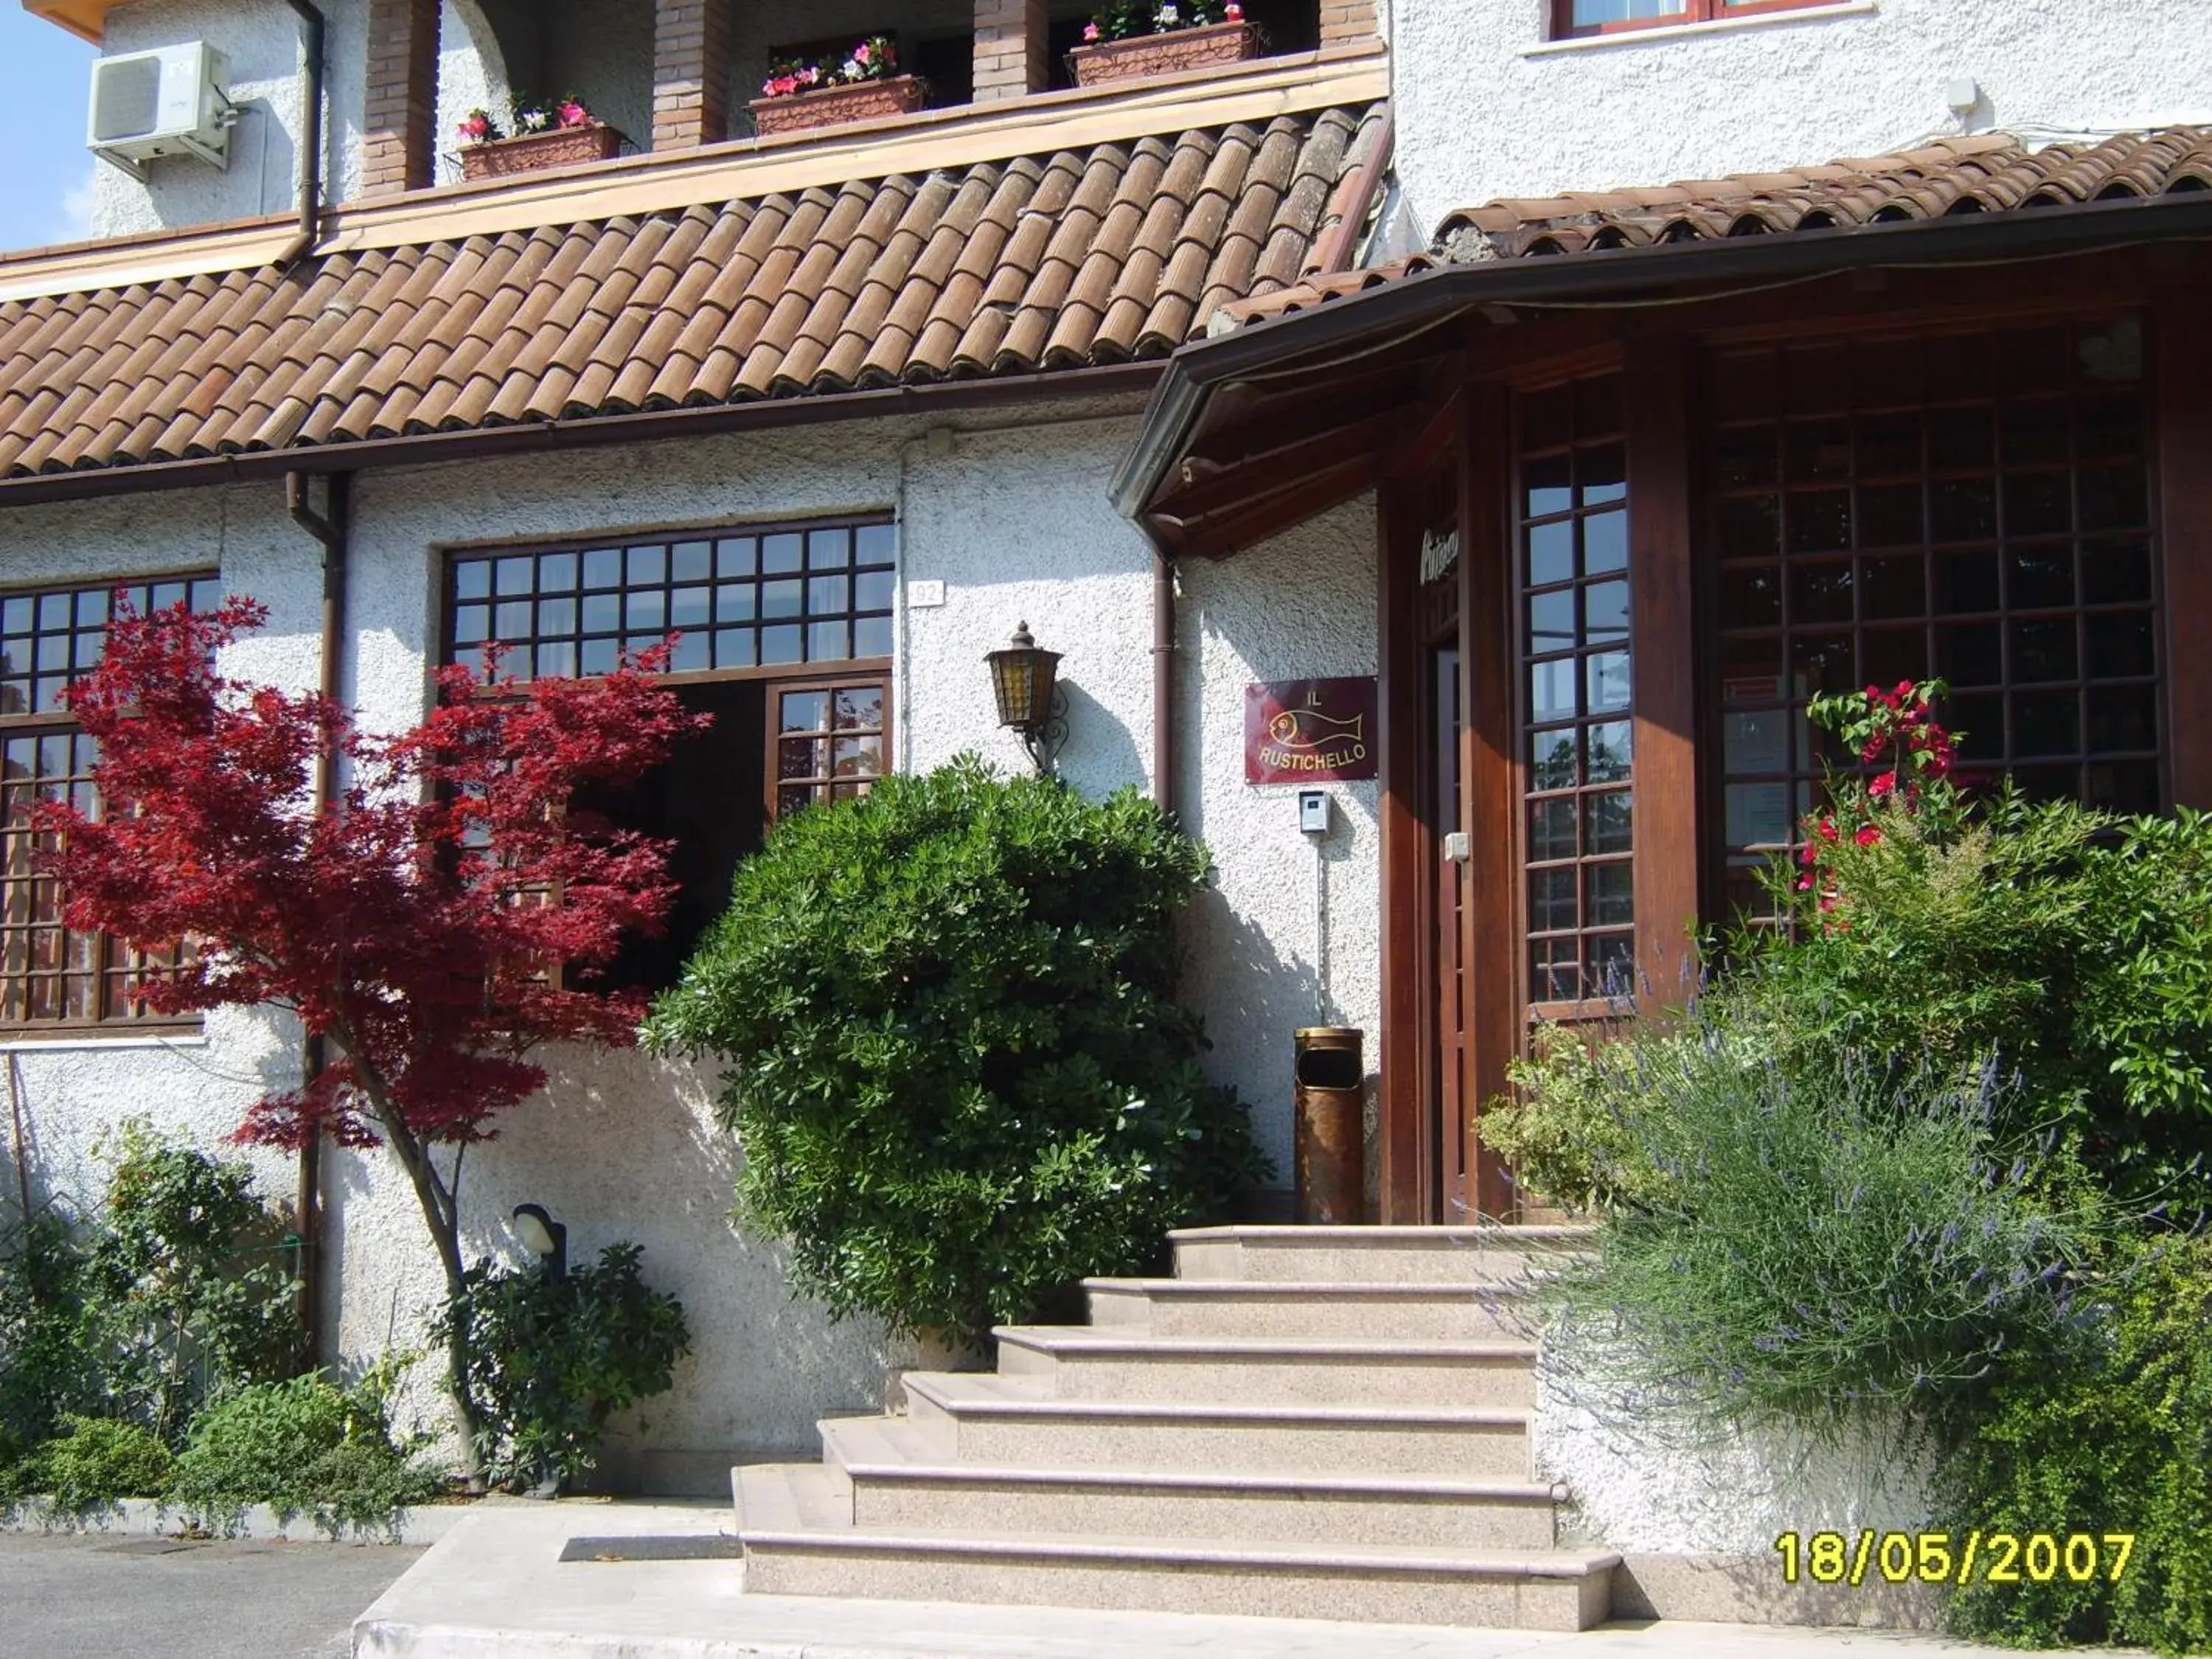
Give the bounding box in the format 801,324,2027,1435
0,102,1385,481
1438,130,2212,258
1216,128,2212,329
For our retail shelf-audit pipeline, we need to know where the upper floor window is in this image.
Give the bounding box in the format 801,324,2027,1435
1554,0,1832,39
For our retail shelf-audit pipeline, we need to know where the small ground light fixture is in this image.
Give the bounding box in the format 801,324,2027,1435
511,1203,568,1281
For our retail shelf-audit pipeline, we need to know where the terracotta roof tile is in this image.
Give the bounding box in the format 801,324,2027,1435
1218,126,2212,330
0,102,1382,479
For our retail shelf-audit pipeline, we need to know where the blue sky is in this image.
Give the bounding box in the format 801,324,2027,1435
0,9,99,253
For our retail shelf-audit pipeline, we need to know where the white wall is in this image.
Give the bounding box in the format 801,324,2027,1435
0,394,1372,1478
1389,0,2212,244
91,0,366,238
1175,498,1381,1189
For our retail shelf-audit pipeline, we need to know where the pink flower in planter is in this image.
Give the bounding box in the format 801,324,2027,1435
1225,1,1244,16
557,101,588,129
853,41,873,65
1082,20,1102,39
457,109,494,142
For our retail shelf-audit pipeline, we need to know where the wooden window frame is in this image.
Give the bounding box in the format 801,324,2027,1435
1552,0,1831,41
441,513,897,686
0,573,220,1037
766,672,894,821
1694,315,2164,925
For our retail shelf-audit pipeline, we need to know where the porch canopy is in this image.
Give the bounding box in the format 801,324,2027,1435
1113,130,2212,557
1108,127,2212,1223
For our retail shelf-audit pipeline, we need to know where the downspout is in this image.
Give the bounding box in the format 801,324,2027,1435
1147,531,1177,823
274,0,327,268
284,469,350,1363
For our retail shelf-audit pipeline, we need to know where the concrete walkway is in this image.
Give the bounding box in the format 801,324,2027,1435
353,1500,2055,1659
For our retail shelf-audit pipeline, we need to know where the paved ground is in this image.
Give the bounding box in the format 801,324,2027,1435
0,1531,422,1659
355,1502,2072,1659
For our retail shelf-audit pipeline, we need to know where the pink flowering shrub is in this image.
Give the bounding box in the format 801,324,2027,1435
759,35,900,99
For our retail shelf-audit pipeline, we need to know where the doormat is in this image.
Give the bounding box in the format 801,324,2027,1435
559,1534,742,1563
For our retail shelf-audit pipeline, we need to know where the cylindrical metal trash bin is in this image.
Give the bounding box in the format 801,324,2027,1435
1293,1026,1365,1225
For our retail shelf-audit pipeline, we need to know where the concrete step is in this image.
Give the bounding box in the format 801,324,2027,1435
1082,1278,1540,1340
1169,1225,1596,1286
737,1464,1616,1630
818,1415,1562,1548
992,1326,1540,1408
896,1371,1534,1478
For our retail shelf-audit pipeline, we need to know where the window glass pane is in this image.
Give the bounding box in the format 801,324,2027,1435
539,552,578,591
716,538,757,578
582,549,623,588
855,616,894,657
855,524,897,566
671,541,713,582
762,625,804,664
1571,0,1685,21
762,534,804,574
856,571,896,611
627,545,667,586
807,620,849,661
808,529,852,569
495,557,535,597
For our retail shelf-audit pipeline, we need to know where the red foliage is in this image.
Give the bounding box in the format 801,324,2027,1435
35,597,710,1153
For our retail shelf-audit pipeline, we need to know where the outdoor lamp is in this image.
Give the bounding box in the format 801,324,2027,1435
511,1202,568,1282
986,621,1068,773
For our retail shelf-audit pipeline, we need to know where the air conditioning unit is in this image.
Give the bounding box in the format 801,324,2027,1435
87,42,234,179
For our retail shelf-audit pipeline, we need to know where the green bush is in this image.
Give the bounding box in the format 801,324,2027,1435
647,757,1267,1341
85,1123,302,1442
1731,686,2212,1218
0,1205,101,1454
38,1416,173,1512
1,1127,299,1458
435,1242,690,1492
165,1371,439,1536
1548,1025,2100,1431
1941,1234,2212,1655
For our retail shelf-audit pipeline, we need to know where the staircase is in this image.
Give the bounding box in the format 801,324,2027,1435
735,1225,1618,1632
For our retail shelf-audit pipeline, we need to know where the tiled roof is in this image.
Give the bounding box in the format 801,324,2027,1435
0,103,1385,481
1217,128,2212,328
1439,130,2212,258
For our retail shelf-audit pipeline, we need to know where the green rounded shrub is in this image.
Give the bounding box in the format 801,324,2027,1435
1941,1234,2212,1655
647,757,1267,1341
434,1241,690,1493
38,1416,173,1512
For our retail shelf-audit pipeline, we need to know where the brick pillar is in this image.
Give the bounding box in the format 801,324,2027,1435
1318,0,1380,48
973,0,1046,103
362,0,439,196
654,0,734,150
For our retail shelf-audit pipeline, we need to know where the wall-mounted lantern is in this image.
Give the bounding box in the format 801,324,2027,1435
987,621,1068,774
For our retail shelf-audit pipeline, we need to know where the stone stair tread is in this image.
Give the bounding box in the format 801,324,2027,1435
1166,1225,1597,1244
1082,1277,1535,1295
991,1326,1539,1360
900,1370,1533,1426
741,1465,1617,1580
821,1414,1559,1500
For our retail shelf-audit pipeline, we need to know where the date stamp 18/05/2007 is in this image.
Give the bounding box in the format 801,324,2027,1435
1775,1531,2136,1588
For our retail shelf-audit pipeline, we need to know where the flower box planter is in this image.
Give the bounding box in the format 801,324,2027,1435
751,74,928,138
1070,21,1258,88
461,121,623,181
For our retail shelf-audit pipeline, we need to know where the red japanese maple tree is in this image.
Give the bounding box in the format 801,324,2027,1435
36,597,707,1469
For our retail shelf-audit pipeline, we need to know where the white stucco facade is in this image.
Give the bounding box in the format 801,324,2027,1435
0,397,1384,1481
89,0,366,239
1388,0,2212,243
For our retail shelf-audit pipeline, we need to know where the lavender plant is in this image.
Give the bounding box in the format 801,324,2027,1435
1550,1030,2104,1433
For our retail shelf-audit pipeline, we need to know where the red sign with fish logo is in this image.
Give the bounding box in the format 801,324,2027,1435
1245,678,1379,784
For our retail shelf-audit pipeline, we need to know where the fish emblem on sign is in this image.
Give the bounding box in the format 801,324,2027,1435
1245,678,1380,784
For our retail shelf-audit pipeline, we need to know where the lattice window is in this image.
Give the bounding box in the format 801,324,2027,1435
0,575,220,1031
446,519,896,681
772,679,888,819
1555,0,1832,38
1517,376,1634,1006
1705,317,2160,917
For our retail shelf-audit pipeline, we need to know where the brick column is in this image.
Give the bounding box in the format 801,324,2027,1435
973,0,1046,103
362,0,439,196
654,0,734,150
1319,0,1380,48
